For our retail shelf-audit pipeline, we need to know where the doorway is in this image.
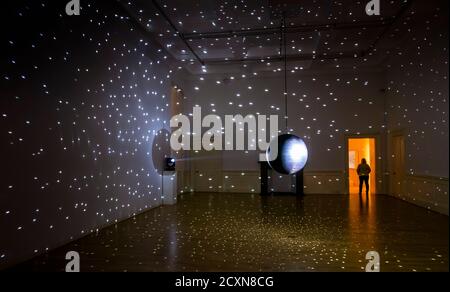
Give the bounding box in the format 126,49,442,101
348,138,376,194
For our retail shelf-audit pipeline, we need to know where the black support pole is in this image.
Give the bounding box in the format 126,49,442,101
296,169,304,196
260,162,269,196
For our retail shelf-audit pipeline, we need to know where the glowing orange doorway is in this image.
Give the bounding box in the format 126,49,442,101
348,138,376,195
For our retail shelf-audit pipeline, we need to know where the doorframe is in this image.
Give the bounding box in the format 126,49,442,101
388,129,406,196
344,133,382,195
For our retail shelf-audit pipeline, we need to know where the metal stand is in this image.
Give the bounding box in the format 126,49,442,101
295,169,304,196
259,161,304,196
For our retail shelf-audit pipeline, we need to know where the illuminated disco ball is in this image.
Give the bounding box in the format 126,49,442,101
266,134,308,175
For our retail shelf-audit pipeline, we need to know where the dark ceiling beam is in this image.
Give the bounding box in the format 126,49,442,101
196,1,415,65
120,0,414,66
202,51,364,65
365,0,415,56
115,0,178,65
183,20,393,40
150,0,205,65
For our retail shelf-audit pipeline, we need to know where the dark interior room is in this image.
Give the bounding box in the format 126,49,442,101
0,0,448,276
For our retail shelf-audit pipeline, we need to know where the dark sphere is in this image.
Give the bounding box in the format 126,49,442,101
266,134,308,175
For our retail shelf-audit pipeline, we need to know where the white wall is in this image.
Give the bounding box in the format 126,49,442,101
176,69,388,194
384,0,449,214
0,1,175,269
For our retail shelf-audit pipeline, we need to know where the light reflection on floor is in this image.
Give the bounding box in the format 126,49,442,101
11,193,449,272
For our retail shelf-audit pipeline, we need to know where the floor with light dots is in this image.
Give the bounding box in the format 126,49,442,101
11,193,448,272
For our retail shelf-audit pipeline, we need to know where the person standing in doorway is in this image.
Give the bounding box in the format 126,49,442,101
357,158,372,196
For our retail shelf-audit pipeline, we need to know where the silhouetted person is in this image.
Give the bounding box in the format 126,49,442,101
357,158,371,196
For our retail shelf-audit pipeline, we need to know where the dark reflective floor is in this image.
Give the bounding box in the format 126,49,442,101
10,193,449,272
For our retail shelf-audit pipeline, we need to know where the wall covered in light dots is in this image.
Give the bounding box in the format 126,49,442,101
384,1,449,213
0,1,175,268
182,71,387,171
177,70,388,194
385,3,449,178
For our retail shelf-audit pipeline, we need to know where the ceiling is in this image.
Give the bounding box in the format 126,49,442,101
119,0,421,74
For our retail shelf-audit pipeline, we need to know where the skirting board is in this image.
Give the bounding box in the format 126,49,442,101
392,175,449,215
